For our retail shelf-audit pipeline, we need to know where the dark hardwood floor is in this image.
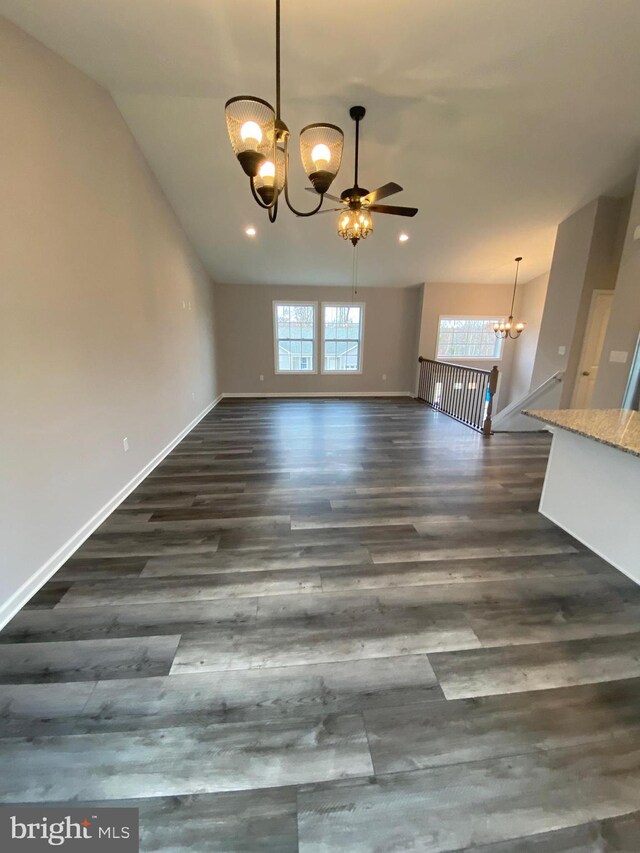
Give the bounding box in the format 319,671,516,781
2,398,640,851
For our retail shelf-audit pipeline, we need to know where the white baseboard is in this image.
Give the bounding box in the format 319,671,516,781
0,394,223,631
220,391,413,398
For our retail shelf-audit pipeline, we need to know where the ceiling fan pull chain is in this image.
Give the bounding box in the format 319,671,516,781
352,242,359,300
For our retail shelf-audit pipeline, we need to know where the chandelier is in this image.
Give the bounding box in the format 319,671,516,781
494,257,526,339
224,0,344,223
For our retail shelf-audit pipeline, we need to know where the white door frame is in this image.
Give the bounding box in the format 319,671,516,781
571,289,613,409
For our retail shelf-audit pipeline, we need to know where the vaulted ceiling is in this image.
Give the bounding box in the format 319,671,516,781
2,0,640,286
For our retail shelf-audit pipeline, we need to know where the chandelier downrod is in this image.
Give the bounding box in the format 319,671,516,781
494,256,526,340
509,256,521,318
354,112,360,188
275,0,281,121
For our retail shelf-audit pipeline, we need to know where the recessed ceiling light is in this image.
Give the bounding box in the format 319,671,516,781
245,226,256,237
399,233,409,242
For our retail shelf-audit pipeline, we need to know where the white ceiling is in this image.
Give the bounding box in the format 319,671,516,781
3,0,640,287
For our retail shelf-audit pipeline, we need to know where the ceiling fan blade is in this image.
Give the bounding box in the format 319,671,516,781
316,208,343,214
368,203,418,217
304,187,344,204
361,182,403,204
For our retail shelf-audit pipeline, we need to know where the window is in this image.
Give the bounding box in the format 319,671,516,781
273,302,317,373
322,303,364,373
436,316,504,360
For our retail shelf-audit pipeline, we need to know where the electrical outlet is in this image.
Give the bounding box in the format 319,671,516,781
558,346,566,356
181,300,186,310
609,350,628,363
123,437,129,452
382,373,387,381
191,391,195,400
188,301,192,311
260,374,264,381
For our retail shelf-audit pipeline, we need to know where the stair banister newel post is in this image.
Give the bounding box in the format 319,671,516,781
482,365,500,437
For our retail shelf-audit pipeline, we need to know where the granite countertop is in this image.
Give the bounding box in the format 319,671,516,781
523,408,640,457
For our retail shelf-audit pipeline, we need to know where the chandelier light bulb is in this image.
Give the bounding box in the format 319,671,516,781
240,120,263,150
311,143,331,171
258,160,276,187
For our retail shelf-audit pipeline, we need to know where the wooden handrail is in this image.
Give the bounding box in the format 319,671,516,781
418,356,492,376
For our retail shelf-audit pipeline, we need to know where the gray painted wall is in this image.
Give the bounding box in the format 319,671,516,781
214,283,422,395
592,171,640,408
502,271,550,407
0,19,219,620
529,196,628,410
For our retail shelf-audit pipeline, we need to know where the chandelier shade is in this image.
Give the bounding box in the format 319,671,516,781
224,96,275,178
299,123,344,195
338,208,373,245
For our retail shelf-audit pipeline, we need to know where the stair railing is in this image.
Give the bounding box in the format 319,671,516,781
417,357,499,436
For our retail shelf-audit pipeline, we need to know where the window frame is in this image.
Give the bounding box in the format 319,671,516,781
321,302,365,375
436,314,505,362
272,300,318,375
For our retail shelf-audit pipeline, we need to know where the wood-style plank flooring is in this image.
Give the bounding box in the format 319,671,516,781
2,398,640,851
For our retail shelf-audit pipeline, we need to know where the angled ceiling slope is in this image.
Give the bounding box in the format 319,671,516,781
2,0,640,286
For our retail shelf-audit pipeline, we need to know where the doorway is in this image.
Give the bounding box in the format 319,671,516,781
571,290,613,408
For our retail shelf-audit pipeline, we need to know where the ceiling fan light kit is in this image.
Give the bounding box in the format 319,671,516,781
494,257,527,339
224,0,418,239
339,208,374,244
308,105,419,245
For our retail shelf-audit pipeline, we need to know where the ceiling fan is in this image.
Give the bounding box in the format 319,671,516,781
307,105,418,245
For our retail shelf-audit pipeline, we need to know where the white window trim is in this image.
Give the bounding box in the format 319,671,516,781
273,300,318,374
321,302,365,375
436,314,505,362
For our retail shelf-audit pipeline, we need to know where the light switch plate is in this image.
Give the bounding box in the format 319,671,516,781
558,346,566,356
609,351,628,363
634,225,640,241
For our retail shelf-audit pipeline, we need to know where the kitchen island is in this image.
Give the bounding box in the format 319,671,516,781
524,408,639,584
